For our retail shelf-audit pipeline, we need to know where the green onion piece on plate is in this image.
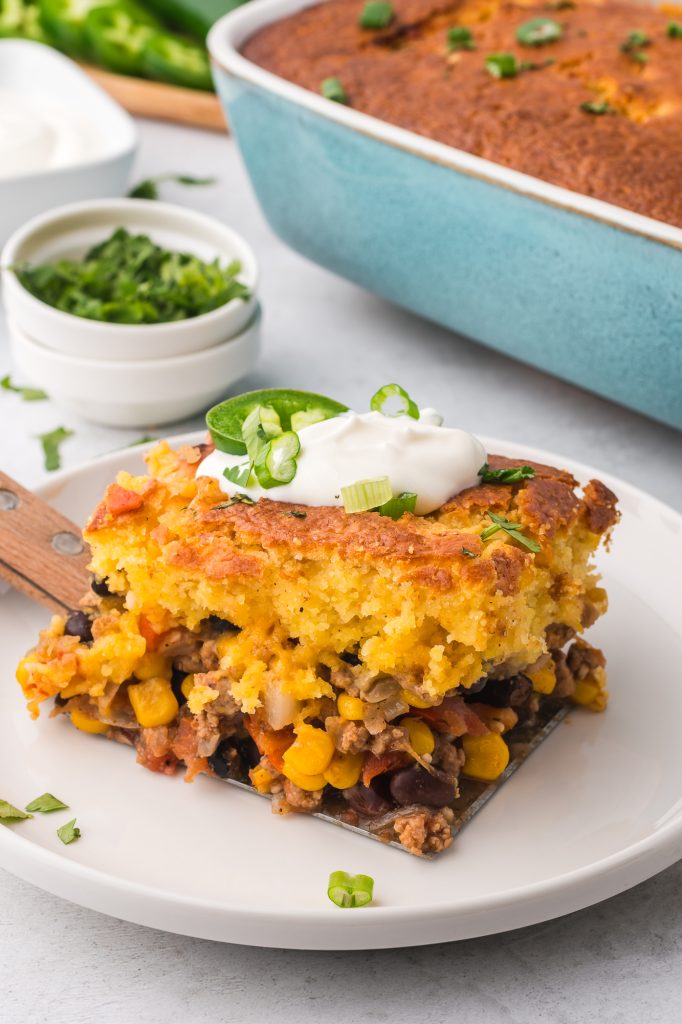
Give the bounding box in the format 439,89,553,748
342,477,393,513
321,77,348,103
328,870,374,908
255,432,301,489
370,383,419,419
516,17,562,45
378,491,417,520
359,1,394,29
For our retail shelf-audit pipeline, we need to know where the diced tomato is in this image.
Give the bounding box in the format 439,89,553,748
416,697,488,737
245,716,294,772
361,749,410,788
171,716,208,782
139,614,162,652
105,483,145,516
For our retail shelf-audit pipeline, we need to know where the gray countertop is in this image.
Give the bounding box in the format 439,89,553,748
2,119,681,1024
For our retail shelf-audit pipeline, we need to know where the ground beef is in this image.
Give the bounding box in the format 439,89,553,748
545,622,576,650
325,715,369,754
393,809,454,856
551,649,575,699
368,725,409,757
567,639,606,679
192,671,241,717
194,710,223,758
135,725,178,775
276,779,324,813
433,735,465,777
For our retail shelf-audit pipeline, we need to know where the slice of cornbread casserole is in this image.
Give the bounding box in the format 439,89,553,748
17,405,618,855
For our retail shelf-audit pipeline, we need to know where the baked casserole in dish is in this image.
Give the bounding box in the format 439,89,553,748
208,0,682,429
17,388,619,856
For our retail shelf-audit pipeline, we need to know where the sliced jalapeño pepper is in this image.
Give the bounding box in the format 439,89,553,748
141,31,213,91
84,3,157,76
207,389,349,456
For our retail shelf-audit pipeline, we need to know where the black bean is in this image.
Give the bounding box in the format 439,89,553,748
205,615,240,634
170,667,187,705
344,783,392,818
54,694,68,707
208,741,233,779
464,675,532,708
389,765,454,808
90,576,112,597
236,736,260,770
340,650,361,666
64,610,93,643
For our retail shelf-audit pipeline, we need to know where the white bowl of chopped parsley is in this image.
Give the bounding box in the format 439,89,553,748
1,198,259,361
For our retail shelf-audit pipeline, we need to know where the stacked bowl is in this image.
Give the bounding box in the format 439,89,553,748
1,199,261,427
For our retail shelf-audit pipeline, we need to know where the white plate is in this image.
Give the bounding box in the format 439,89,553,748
2,434,681,949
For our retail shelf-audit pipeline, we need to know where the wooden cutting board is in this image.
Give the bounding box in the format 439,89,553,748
83,64,229,133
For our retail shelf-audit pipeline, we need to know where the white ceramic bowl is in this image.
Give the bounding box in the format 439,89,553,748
1,199,259,361
8,306,262,428
0,41,137,244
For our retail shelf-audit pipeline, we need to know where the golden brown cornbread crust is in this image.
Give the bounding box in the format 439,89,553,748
78,442,617,708
241,0,682,227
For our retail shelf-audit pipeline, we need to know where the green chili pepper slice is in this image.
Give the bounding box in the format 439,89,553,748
327,870,374,908
85,4,157,76
207,389,349,455
142,31,213,90
0,0,48,41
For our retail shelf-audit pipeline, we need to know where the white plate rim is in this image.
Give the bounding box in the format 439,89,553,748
2,431,681,947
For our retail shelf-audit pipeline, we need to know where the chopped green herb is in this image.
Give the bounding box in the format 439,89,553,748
25,793,68,814
127,174,217,200
479,462,535,484
580,100,614,115
37,427,73,472
240,405,301,489
620,30,650,63
223,461,253,488
359,1,394,29
212,493,256,510
461,547,478,558
378,491,417,520
370,383,419,420
0,799,32,823
0,374,47,401
481,511,541,552
446,25,476,51
16,227,250,325
128,435,156,447
57,818,81,845
516,17,563,45
520,57,555,70
321,77,348,103
328,870,374,908
545,0,574,9
485,52,521,78
667,21,682,37
342,478,393,514
285,510,308,518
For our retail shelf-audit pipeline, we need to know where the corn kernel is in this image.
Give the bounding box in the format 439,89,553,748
283,724,335,775
181,674,195,699
281,764,326,791
527,664,556,695
16,660,29,689
249,765,274,793
400,688,432,709
573,679,600,707
338,693,365,720
134,651,171,681
402,717,435,755
324,752,363,789
462,732,510,782
70,707,109,734
128,677,179,728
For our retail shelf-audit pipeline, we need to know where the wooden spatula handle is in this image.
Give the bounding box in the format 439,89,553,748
0,470,91,615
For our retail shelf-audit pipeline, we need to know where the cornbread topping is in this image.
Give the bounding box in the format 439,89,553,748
199,407,486,514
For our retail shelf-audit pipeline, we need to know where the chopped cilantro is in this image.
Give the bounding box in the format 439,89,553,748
321,77,348,103
446,26,476,51
461,547,478,558
481,511,541,552
0,374,47,401
57,818,81,845
25,793,68,814
359,1,394,29
127,174,217,200
0,799,32,823
479,463,535,484
37,427,73,472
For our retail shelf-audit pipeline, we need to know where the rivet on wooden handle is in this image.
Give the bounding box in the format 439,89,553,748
0,471,91,615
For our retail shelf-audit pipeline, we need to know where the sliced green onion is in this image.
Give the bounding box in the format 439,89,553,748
667,21,682,37
479,463,535,484
256,431,301,488
223,461,253,488
516,17,562,45
57,818,81,845
580,101,614,115
446,25,475,51
321,77,348,103
485,53,520,78
370,383,419,420
25,793,68,814
291,408,329,432
481,511,541,552
242,405,282,460
378,491,417,520
342,477,393,513
327,870,374,908
359,1,393,29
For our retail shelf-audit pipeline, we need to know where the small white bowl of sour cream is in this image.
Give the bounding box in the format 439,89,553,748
0,41,137,244
2,198,259,361
8,306,262,429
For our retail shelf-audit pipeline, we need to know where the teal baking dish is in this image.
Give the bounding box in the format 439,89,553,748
208,0,682,430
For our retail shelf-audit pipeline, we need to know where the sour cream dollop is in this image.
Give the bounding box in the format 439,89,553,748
0,92,106,180
198,408,486,515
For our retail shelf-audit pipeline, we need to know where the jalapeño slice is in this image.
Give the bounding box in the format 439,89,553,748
206,389,348,455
